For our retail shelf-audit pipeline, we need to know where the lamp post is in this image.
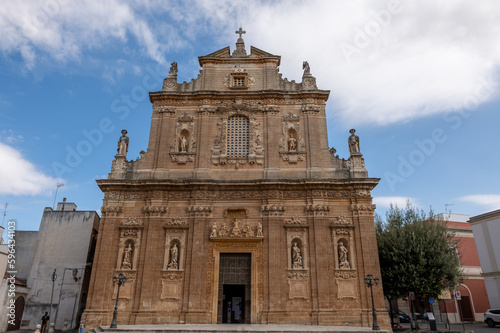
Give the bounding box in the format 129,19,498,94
365,274,380,331
110,273,127,328
49,269,57,321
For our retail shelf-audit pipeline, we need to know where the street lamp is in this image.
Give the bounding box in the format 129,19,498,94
49,269,57,321
365,274,380,331
110,273,127,328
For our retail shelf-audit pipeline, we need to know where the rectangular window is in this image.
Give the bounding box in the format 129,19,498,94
233,77,246,87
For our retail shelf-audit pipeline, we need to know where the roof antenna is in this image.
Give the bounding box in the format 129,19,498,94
445,204,454,220
1,203,7,227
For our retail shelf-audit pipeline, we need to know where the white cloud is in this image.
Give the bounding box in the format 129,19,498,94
0,142,59,195
0,0,169,68
459,194,500,211
1,0,500,125
0,130,23,144
373,196,414,209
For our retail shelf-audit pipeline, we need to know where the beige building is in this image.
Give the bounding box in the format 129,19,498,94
82,32,388,329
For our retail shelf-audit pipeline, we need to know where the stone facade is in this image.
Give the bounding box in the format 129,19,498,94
82,33,388,329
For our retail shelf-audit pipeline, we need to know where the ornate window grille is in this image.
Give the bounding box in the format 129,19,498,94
227,115,249,158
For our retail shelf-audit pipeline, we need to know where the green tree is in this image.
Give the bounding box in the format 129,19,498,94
375,201,461,325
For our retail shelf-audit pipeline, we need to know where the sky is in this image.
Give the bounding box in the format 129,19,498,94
1,0,500,233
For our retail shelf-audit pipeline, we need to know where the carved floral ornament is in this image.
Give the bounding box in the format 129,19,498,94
330,216,353,226
261,204,285,216
101,205,122,217
162,271,184,280
122,217,142,226
166,216,187,226
287,271,309,280
143,205,167,217
286,215,306,225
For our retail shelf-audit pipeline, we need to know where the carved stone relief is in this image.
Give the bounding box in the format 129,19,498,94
305,204,330,216
350,204,376,216
101,205,122,217
188,205,213,217
261,204,285,217
209,219,264,239
143,205,168,217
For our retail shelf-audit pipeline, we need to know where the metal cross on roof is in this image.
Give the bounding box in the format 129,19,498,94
235,27,246,38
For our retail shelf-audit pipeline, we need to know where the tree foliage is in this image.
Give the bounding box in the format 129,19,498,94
375,201,461,301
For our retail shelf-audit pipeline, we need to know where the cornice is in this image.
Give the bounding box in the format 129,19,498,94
149,90,330,103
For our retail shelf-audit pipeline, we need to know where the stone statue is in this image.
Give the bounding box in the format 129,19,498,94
348,129,360,155
302,61,310,76
179,135,187,152
256,133,262,147
117,129,129,156
169,61,178,74
121,243,132,269
292,242,303,269
210,223,218,237
168,244,179,270
338,241,350,269
299,138,305,151
230,219,242,237
256,223,263,237
219,223,229,237
243,224,254,237
288,134,297,151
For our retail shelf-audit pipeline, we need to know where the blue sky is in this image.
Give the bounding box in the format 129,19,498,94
1,0,500,232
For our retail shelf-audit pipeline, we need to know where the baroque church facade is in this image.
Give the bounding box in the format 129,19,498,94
82,31,388,329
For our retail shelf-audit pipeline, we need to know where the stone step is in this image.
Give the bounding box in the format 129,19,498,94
95,324,390,333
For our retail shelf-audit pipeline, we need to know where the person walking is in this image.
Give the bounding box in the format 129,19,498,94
41,312,49,333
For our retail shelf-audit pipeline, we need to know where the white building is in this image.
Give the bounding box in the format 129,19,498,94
20,199,99,331
469,209,500,308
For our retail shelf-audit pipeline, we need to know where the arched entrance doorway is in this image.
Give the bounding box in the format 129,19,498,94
7,296,25,331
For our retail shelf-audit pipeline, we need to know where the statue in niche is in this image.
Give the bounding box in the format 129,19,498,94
288,134,297,151
292,242,304,269
243,224,254,237
338,241,350,269
169,61,178,74
210,223,218,237
167,244,179,270
256,223,263,237
117,129,129,156
121,243,132,269
219,223,229,237
302,61,310,76
230,219,242,237
179,135,187,152
348,129,360,155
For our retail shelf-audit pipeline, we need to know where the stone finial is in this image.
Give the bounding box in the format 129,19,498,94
35,324,41,333
48,323,55,333
232,27,247,57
